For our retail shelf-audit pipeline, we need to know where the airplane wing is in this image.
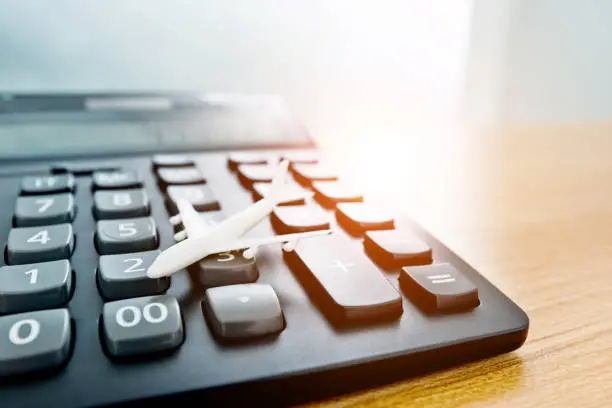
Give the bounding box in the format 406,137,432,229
201,229,333,258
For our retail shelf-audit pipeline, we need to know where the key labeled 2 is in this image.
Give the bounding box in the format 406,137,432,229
98,250,169,300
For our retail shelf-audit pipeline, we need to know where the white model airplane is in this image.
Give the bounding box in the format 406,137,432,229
146,159,333,279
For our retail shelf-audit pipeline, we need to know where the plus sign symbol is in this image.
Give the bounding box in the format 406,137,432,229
327,260,355,273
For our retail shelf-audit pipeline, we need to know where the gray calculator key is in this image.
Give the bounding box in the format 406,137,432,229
166,185,220,214
94,189,150,219
6,224,74,265
93,171,141,189
0,260,73,314
95,217,158,255
14,193,75,227
0,309,71,376
198,251,258,287
203,284,284,339
21,174,75,195
101,295,183,357
400,263,479,311
98,251,169,300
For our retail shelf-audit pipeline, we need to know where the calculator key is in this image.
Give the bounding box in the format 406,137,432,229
312,181,363,208
286,234,402,321
364,230,433,268
203,283,284,339
252,182,306,205
6,224,74,265
173,211,226,235
101,295,183,357
0,260,73,314
98,251,169,300
198,251,258,287
152,154,193,170
95,218,158,255
399,263,479,312
21,174,75,195
271,204,331,233
282,151,318,165
291,164,338,187
228,152,275,171
157,167,205,189
94,189,150,219
51,161,120,175
0,309,71,376
93,171,141,190
237,164,276,189
14,193,75,227
166,185,220,214
336,202,395,235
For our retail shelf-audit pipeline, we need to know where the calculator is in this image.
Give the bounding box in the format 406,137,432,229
0,93,529,407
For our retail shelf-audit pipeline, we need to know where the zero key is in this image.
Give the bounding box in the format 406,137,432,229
285,234,402,321
0,308,72,376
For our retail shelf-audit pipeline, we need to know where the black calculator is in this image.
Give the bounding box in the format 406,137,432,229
0,93,529,407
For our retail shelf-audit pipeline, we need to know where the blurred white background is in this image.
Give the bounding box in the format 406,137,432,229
0,0,474,136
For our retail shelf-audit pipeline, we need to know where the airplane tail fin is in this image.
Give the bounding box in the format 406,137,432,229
267,159,313,205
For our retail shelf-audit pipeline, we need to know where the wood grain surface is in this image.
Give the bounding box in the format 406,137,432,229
303,123,612,407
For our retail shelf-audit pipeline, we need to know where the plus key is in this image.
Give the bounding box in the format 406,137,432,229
285,235,402,322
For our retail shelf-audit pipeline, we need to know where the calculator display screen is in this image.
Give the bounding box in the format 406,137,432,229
0,94,312,159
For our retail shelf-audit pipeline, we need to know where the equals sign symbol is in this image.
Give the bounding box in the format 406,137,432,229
427,274,455,284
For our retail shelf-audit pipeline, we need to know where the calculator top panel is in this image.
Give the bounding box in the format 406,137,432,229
0,93,313,161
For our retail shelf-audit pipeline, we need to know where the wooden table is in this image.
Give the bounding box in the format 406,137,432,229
303,123,612,407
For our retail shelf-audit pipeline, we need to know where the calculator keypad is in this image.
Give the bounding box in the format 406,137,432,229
0,308,72,376
6,224,74,265
95,218,158,255
101,295,183,357
0,148,485,387
93,189,150,219
14,193,75,227
0,260,72,314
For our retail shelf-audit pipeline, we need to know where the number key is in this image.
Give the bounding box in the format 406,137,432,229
6,224,74,265
101,295,183,357
93,189,150,219
198,251,258,287
21,174,75,195
0,260,73,314
95,218,158,255
0,309,72,376
97,251,170,300
14,193,75,227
